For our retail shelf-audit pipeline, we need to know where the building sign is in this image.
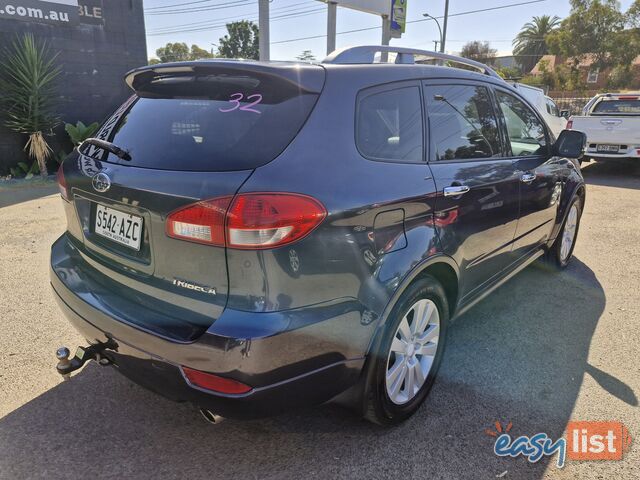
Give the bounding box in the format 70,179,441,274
390,0,407,38
78,0,102,25
0,0,78,25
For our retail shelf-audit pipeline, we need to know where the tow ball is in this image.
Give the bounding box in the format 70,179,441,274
55,339,118,380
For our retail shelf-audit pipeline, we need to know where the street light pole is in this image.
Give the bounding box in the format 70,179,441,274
422,13,443,52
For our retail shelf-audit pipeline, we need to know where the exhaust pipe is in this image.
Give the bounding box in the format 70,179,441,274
199,409,225,425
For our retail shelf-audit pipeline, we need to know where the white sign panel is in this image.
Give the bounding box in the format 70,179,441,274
316,0,391,17
0,0,79,25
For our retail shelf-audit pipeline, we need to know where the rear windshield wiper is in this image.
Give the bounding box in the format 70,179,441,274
80,138,132,161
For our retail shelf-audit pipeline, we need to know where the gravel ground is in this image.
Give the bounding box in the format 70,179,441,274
0,161,638,479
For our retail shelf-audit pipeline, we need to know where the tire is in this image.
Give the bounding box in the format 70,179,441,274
363,275,449,426
547,196,582,269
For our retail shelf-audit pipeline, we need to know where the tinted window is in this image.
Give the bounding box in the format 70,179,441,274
81,73,319,171
593,99,640,114
424,85,501,161
497,91,548,157
357,86,423,163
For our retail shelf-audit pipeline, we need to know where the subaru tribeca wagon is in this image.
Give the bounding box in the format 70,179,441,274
51,46,587,425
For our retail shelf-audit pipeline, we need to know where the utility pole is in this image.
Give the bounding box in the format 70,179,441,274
327,1,337,55
381,14,391,62
441,0,449,53
258,0,270,61
433,40,440,51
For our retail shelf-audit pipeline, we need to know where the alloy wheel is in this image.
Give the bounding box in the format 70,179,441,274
385,299,441,405
560,204,579,262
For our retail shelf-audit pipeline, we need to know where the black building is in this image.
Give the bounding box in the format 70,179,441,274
0,0,147,173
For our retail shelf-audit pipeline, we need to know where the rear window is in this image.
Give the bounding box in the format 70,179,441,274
82,72,320,171
592,99,640,115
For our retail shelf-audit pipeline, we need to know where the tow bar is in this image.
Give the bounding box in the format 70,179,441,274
55,339,118,380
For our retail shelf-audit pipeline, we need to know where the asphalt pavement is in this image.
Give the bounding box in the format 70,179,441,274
0,160,638,479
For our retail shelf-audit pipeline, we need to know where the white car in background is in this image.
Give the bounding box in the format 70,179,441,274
510,83,569,138
568,93,640,163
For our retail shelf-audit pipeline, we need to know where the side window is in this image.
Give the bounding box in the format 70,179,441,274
356,86,423,163
546,98,560,117
496,91,548,157
424,85,501,161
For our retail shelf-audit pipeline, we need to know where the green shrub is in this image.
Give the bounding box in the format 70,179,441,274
65,121,100,146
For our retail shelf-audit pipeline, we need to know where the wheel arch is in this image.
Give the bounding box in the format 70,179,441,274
366,255,460,357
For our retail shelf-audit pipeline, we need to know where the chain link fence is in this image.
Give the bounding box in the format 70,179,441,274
547,91,601,116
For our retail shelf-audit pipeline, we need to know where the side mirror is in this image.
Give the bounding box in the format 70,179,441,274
560,110,571,119
554,130,587,159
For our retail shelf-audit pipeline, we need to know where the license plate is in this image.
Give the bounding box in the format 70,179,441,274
597,144,620,153
94,204,143,251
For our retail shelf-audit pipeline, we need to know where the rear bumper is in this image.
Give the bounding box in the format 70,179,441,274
50,234,366,419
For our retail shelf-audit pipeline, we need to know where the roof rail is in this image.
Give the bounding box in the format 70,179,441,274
322,45,504,81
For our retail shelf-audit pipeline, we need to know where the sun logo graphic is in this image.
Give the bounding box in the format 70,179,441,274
486,420,632,468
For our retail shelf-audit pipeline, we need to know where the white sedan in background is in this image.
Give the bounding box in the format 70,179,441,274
510,83,569,138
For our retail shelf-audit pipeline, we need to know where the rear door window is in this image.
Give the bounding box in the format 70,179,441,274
356,85,424,163
424,84,501,161
81,71,321,171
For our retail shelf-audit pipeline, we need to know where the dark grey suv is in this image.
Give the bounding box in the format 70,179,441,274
51,46,587,425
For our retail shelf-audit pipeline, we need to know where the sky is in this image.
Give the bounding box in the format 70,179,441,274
144,0,636,61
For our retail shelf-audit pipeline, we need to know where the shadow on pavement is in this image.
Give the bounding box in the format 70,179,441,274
0,258,625,479
0,182,58,209
581,160,640,190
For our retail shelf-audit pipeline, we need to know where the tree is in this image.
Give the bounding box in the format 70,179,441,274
296,50,316,62
151,42,214,63
460,41,497,65
218,20,259,60
546,0,626,70
513,15,561,73
0,34,61,177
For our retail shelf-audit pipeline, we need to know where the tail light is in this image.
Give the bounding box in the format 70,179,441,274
182,366,252,395
166,197,231,246
166,193,327,250
57,164,69,200
566,118,573,130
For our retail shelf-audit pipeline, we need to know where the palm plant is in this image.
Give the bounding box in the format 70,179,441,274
513,15,561,74
0,34,61,177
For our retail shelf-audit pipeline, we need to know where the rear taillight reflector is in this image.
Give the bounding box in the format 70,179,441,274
166,197,232,246
167,193,326,250
182,367,252,394
566,119,573,130
57,164,69,200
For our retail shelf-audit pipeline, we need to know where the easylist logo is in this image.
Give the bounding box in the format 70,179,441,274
0,0,78,25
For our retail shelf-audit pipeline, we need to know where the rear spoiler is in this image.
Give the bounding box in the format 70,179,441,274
124,60,326,95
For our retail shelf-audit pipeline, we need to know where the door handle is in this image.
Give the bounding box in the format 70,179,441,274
443,185,470,197
521,172,537,184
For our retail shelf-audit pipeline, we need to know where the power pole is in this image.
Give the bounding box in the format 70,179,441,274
327,1,337,55
381,14,391,62
441,0,449,53
258,0,270,61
